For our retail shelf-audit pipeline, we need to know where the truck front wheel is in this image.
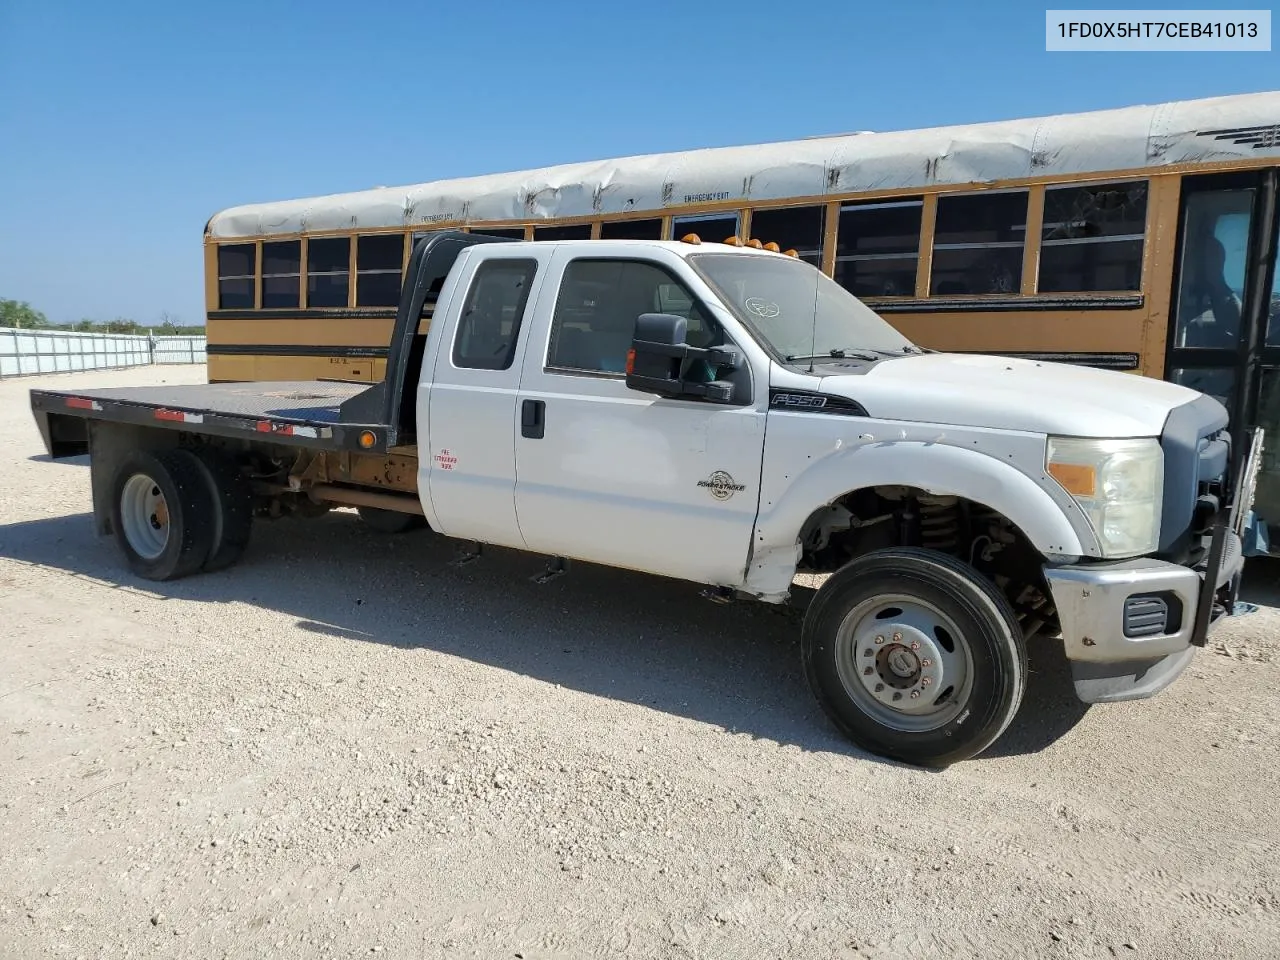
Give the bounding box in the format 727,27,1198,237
802,547,1027,767
110,449,217,581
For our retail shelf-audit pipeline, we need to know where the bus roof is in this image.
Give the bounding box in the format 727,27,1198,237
207,91,1280,240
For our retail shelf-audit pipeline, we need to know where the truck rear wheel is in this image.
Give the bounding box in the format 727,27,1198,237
186,449,253,572
357,506,426,534
110,449,217,581
801,547,1027,768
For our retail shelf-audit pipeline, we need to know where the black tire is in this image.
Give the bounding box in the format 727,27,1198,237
802,547,1027,768
109,449,217,581
185,448,253,571
356,505,426,534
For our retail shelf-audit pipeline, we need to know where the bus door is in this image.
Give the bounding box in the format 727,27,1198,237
1166,169,1280,550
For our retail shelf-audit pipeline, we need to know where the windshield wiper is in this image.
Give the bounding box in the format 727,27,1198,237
785,348,879,362
858,346,929,357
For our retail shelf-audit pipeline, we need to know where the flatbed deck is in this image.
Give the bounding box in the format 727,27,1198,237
30,380,383,454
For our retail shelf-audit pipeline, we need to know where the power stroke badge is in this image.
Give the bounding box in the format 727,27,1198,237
697,471,746,501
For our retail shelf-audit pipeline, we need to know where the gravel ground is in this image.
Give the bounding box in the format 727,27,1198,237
2,365,1279,960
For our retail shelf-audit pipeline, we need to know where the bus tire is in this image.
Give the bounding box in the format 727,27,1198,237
185,448,253,572
801,547,1027,768
357,505,426,534
110,449,217,582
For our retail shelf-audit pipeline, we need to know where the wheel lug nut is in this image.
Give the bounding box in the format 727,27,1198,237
875,635,885,644
892,632,902,642
910,641,920,651
921,658,932,667
910,690,921,699
921,677,932,686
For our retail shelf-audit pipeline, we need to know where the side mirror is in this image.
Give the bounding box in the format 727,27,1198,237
625,313,740,403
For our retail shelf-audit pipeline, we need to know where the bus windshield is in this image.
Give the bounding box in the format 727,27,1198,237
688,252,918,362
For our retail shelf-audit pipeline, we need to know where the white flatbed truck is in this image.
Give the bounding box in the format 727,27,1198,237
30,232,1264,766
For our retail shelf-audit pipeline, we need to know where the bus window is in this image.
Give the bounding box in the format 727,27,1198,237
533,224,592,241
600,218,663,240
834,199,922,298
750,206,825,268
356,234,405,307
673,212,739,243
1172,191,1252,350
1039,181,1147,292
307,237,351,308
217,243,256,309
470,227,526,239
261,240,301,308
930,191,1028,296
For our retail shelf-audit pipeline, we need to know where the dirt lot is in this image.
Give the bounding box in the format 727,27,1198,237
1,365,1278,960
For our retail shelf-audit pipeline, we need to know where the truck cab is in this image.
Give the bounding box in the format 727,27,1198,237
30,233,1262,767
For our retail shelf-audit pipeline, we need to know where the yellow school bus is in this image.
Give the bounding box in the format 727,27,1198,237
203,91,1280,547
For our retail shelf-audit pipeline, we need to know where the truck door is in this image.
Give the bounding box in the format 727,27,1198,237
512,248,767,586
420,249,549,549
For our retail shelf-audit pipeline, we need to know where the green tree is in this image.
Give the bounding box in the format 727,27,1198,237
104,318,141,334
0,298,49,329
73,319,97,332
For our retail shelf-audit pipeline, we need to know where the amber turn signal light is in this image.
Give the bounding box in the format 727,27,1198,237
1047,462,1097,497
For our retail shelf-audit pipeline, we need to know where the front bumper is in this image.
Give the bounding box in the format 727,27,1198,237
1043,537,1242,703
1042,424,1262,705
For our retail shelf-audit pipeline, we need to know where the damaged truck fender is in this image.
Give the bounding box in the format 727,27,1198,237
743,433,1098,601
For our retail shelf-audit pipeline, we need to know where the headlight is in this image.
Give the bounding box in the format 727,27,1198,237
1046,437,1164,558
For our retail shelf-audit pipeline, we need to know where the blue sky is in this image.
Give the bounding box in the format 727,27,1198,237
1,0,1276,327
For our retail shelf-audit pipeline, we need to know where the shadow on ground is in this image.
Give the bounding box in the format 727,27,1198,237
0,509,1106,764
1240,554,1280,608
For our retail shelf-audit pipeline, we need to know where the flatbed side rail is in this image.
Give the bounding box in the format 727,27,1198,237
29,389,386,457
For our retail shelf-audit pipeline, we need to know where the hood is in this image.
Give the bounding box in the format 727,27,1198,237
815,353,1216,438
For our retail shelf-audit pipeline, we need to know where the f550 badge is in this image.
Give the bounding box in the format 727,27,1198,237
771,393,828,409
697,471,746,501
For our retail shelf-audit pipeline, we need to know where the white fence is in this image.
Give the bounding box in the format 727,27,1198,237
0,327,207,378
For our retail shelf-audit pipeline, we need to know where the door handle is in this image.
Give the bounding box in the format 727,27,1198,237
521,399,546,439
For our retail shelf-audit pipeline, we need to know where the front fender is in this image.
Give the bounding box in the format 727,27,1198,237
743,436,1098,600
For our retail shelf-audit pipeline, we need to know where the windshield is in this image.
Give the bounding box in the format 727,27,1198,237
688,252,917,361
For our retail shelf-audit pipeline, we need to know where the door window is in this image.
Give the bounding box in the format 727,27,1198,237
452,259,538,370
1255,369,1280,525
1172,190,1253,350
1169,366,1237,413
547,260,723,375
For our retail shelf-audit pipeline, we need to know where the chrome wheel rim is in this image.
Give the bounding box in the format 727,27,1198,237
834,593,974,733
120,474,170,560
